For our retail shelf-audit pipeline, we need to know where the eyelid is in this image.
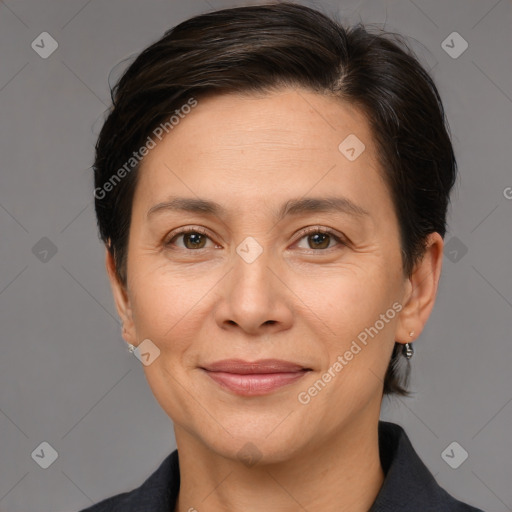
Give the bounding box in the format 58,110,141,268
293,225,344,240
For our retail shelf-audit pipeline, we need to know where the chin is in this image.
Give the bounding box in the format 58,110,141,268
195,416,311,466
215,437,305,467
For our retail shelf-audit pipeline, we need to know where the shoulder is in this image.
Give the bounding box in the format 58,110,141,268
372,421,486,512
77,449,180,512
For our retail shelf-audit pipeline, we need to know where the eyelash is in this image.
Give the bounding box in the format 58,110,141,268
164,225,347,253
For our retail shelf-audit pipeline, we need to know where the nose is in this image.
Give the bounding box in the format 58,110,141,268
214,242,294,337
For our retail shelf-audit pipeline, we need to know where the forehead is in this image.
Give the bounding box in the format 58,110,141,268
133,87,389,220
166,88,373,154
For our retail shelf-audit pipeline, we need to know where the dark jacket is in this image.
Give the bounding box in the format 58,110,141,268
78,421,485,511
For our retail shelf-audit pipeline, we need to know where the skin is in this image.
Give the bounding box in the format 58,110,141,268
106,87,443,512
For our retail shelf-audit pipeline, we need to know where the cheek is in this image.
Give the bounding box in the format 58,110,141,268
299,269,399,410
308,264,399,334
309,266,401,390
128,264,218,350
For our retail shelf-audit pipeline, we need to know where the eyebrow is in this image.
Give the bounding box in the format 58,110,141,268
146,196,370,221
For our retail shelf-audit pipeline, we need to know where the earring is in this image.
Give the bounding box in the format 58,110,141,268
402,330,414,360
402,343,413,359
122,324,136,353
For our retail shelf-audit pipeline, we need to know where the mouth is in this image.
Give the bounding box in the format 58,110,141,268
200,359,312,396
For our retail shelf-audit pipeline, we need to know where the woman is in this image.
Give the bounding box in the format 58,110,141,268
82,3,485,511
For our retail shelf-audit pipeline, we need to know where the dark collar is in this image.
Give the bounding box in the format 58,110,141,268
80,421,484,511
369,422,484,511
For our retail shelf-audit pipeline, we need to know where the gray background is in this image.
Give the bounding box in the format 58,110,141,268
0,0,510,510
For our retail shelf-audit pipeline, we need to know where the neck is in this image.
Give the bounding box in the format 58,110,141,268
174,409,385,512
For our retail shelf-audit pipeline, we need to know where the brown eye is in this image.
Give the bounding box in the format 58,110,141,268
307,232,331,249
165,228,214,250
182,232,208,249
295,228,345,251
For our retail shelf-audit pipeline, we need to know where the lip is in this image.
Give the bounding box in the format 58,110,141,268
200,359,312,396
201,358,310,374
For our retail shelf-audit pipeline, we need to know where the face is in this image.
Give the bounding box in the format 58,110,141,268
108,87,436,463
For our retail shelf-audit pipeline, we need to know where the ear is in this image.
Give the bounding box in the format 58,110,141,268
105,246,136,344
395,232,444,344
